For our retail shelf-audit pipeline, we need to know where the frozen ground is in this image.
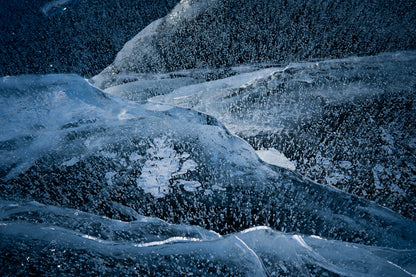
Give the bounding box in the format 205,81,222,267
1,74,416,275
1,0,416,275
100,51,416,220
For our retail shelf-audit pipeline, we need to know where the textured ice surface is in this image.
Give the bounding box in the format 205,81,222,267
6,0,416,275
152,51,416,135
0,0,181,76
149,51,416,220
94,0,416,87
1,74,416,251
136,136,200,198
0,200,415,276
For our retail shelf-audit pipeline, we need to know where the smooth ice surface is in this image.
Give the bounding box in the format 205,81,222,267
0,200,415,276
103,77,199,101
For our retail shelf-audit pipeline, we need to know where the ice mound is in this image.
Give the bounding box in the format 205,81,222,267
1,74,415,251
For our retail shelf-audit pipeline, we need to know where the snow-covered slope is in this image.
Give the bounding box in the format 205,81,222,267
1,74,415,252
149,51,416,220
94,0,416,88
1,200,415,276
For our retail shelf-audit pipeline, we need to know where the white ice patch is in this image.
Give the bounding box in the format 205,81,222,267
292,234,313,251
174,159,197,176
240,226,272,234
134,237,203,248
256,148,296,171
151,67,279,103
117,109,135,120
61,157,79,167
137,137,198,198
105,172,117,186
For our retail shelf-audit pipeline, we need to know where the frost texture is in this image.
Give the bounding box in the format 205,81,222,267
149,51,416,220
0,0,180,76
94,0,416,88
1,74,415,254
1,0,416,274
